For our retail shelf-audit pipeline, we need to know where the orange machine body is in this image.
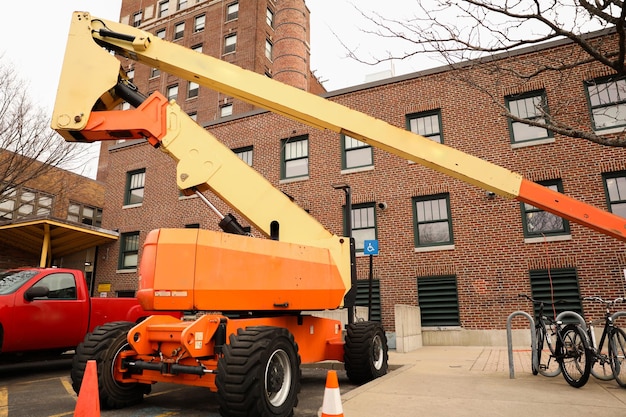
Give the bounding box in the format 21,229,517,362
137,228,347,312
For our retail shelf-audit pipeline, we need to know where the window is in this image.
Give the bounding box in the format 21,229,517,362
156,29,166,39
0,186,53,220
150,67,160,78
132,11,142,27
224,34,237,54
521,179,570,237
529,268,582,318
125,169,146,206
281,135,308,179
177,0,188,11
266,8,274,27
174,22,185,40
407,110,443,143
187,81,199,99
33,273,77,300
506,90,551,144
68,202,103,227
234,146,253,166
119,232,140,270
192,44,203,53
158,1,169,18
586,76,626,131
413,194,453,247
603,172,626,218
265,39,273,60
126,69,134,82
349,203,377,253
188,112,197,121
417,275,460,326
220,103,233,117
194,14,206,32
226,2,239,20
185,223,200,228
167,84,178,101
342,134,372,169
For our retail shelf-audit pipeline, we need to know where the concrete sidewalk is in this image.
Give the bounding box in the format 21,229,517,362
339,346,626,416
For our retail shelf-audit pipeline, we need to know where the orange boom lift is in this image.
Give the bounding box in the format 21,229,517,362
51,12,626,417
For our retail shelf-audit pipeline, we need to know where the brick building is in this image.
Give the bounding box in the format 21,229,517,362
0,151,117,292
95,0,626,345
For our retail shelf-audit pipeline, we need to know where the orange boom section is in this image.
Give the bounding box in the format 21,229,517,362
138,228,347,312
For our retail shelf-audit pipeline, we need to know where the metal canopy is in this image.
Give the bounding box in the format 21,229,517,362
0,216,118,267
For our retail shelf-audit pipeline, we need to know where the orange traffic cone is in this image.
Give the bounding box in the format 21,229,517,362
321,370,344,417
74,360,100,416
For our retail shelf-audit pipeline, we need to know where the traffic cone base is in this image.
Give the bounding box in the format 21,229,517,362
321,370,344,417
74,360,100,416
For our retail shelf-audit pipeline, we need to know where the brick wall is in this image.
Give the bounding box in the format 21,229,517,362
101,2,626,332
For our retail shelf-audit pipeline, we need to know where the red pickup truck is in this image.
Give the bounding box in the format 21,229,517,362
0,267,179,359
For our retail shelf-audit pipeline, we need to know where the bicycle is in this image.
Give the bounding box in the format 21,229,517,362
581,296,626,386
519,294,592,388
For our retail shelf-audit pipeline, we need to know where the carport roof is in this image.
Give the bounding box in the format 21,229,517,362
0,216,118,266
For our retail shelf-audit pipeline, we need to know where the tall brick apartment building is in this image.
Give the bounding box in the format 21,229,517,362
95,0,626,345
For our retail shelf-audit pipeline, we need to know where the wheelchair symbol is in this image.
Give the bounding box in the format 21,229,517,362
363,239,379,255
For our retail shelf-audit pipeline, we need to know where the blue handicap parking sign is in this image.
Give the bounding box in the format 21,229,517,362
363,239,379,255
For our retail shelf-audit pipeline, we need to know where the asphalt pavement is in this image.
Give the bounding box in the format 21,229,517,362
336,346,626,417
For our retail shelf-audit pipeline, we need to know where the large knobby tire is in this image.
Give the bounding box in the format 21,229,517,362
216,326,301,417
71,321,150,409
609,327,626,387
344,321,388,385
556,324,592,388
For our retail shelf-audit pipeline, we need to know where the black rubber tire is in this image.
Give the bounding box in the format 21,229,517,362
344,321,388,385
216,326,301,417
590,333,614,381
536,324,561,377
609,327,626,387
556,324,591,388
533,326,542,375
71,321,150,409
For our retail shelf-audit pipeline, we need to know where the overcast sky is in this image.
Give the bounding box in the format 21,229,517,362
0,1,423,178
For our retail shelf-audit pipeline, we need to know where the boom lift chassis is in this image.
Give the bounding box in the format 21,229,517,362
52,12,626,417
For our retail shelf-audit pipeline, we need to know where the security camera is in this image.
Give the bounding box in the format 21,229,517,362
377,202,388,210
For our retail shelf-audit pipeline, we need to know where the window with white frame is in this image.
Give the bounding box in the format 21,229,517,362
177,0,188,11
158,0,169,18
192,44,203,53
167,84,178,101
265,39,273,60
156,29,166,39
187,81,199,99
407,110,442,143
226,2,239,20
224,34,237,54
506,90,551,144
220,103,233,117
586,76,626,131
194,14,206,32
266,8,274,27
124,169,146,206
132,11,142,27
174,22,185,40
150,67,160,78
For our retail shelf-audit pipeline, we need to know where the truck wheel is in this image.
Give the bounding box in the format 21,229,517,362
71,321,150,409
216,326,301,417
344,321,388,384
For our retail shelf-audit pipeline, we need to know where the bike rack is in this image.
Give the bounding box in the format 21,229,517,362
611,311,626,322
506,311,536,379
555,311,587,330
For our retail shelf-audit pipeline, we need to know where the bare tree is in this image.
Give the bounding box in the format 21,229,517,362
0,58,91,219
344,0,626,146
